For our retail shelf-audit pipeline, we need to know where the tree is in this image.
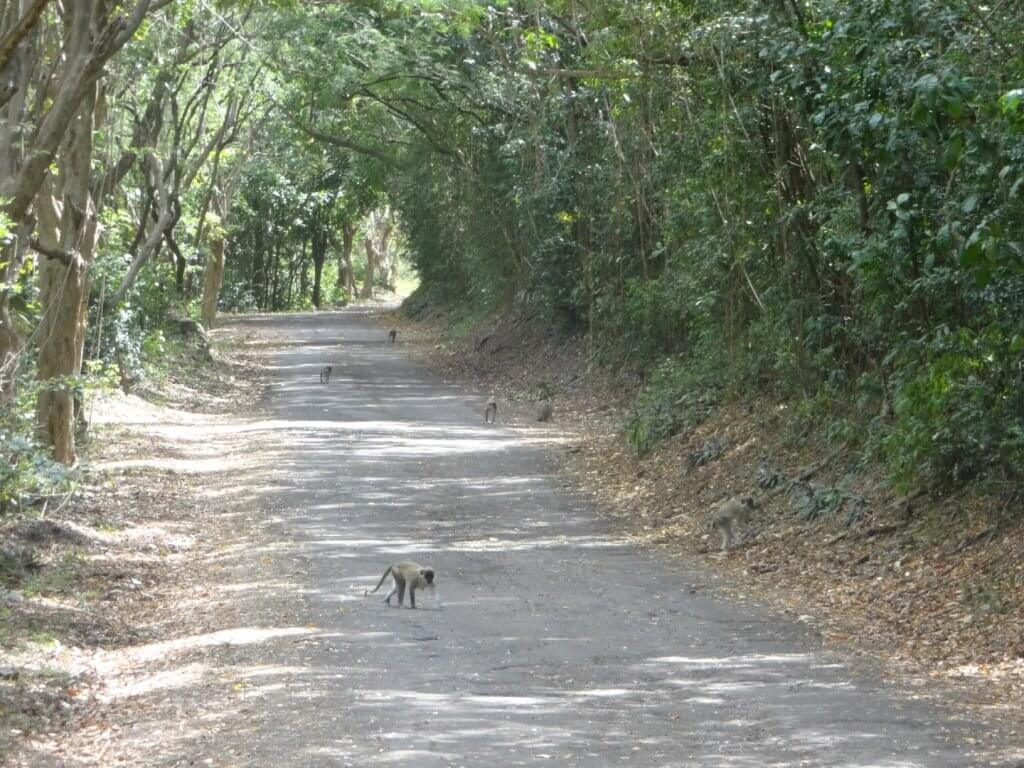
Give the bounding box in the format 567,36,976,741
0,0,173,407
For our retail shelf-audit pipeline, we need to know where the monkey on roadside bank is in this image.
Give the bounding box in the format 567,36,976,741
366,560,435,608
484,400,498,424
536,401,553,422
711,496,758,551
388,329,397,343
319,365,332,383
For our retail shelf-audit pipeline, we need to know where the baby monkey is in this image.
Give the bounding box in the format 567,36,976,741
366,560,435,608
711,496,758,550
537,401,553,422
484,400,498,423
388,329,397,343
320,365,332,383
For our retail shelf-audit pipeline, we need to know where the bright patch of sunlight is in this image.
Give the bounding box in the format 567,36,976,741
704,681,768,693
102,663,204,701
680,695,727,704
465,694,551,706
645,653,811,668
377,749,459,763
563,688,635,699
218,581,301,593
446,534,628,552
95,456,245,474
359,689,453,705
111,626,315,664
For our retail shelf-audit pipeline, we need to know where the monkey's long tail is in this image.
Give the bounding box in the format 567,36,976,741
365,566,392,595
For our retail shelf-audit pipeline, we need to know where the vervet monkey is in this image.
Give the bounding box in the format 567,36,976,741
711,496,758,550
319,365,332,383
366,561,435,608
388,329,397,343
484,400,498,423
537,401,553,422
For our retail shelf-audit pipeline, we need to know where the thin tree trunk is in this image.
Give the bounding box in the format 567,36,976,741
0,0,38,403
0,232,27,403
272,243,281,309
338,221,355,295
200,235,225,328
312,228,326,308
174,239,187,293
298,237,309,303
361,237,376,299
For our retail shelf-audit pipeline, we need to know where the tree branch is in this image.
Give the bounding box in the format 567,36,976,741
295,121,396,166
29,238,77,266
0,0,51,74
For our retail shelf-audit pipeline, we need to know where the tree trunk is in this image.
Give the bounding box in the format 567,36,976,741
253,220,266,307
0,283,22,404
361,237,376,299
174,240,187,293
35,86,98,465
312,229,326,308
0,230,28,403
200,234,225,328
379,213,395,291
0,0,37,403
36,253,89,464
298,237,309,304
338,221,355,295
385,249,399,292
271,242,281,309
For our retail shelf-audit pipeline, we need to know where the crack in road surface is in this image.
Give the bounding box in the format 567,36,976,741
140,309,1016,766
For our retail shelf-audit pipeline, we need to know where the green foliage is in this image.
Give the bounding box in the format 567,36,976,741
882,324,1024,489
43,0,1019,504
318,0,1024,496
620,278,691,364
686,438,726,470
625,359,720,458
0,422,73,515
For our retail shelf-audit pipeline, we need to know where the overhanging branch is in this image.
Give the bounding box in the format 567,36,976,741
29,238,77,266
296,121,396,166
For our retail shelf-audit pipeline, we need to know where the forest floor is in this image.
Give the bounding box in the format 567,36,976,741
0,325,276,765
388,306,1024,740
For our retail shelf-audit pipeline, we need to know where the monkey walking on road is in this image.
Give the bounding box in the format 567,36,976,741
366,561,435,608
319,365,332,383
536,401,553,422
388,329,397,343
484,400,498,423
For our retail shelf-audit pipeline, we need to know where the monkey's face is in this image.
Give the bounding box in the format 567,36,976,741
421,568,435,585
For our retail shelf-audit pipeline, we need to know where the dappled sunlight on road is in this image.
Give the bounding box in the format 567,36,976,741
56,309,999,768
109,626,315,664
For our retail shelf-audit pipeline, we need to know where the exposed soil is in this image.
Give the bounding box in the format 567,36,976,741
389,306,1024,739
0,328,279,766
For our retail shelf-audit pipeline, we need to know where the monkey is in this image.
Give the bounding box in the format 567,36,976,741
484,400,498,423
711,496,758,550
536,401,553,422
388,329,397,343
366,560,435,608
319,365,332,383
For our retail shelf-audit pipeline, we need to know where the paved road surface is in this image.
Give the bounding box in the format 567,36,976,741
213,309,1011,767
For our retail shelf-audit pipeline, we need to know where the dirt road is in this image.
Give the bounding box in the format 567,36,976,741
70,308,1010,768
